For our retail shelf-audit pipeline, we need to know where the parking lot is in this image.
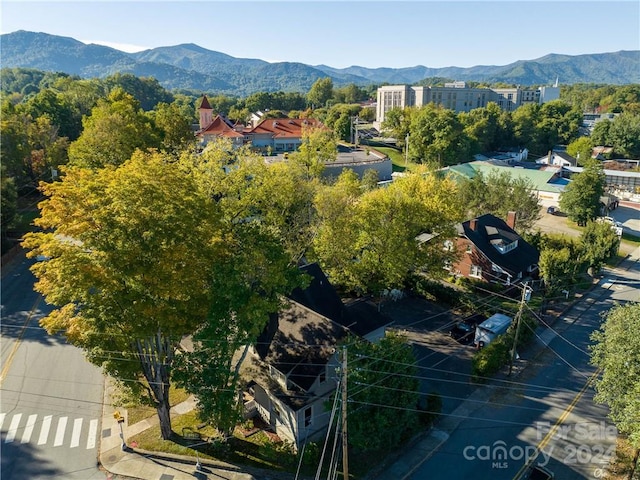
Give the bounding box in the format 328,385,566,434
380,297,480,416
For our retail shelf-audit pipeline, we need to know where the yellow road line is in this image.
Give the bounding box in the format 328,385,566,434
513,368,601,479
0,297,42,386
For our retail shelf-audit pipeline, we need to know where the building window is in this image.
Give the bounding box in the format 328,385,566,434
470,265,482,278
466,244,472,254
444,240,454,251
304,406,312,427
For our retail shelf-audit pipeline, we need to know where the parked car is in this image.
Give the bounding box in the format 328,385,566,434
526,465,554,480
598,216,623,228
546,206,559,215
449,314,485,344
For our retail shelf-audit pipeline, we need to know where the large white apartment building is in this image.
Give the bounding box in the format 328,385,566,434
376,82,560,124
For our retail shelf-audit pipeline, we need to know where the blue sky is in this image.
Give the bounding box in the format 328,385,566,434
1,1,639,69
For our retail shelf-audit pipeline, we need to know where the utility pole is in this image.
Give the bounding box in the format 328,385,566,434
509,282,531,376
341,346,349,480
354,116,359,147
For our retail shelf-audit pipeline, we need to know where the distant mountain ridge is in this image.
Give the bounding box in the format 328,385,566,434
1,30,638,96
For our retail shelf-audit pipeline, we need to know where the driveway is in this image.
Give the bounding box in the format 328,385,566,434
380,297,479,418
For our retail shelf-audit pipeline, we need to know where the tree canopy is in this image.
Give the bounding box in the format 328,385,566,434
23,151,222,438
68,88,161,168
579,220,620,274
591,302,640,448
346,334,421,454
559,158,606,226
312,170,461,294
456,170,541,231
23,147,302,439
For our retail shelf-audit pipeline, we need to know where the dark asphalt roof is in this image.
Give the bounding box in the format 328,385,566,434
458,214,539,277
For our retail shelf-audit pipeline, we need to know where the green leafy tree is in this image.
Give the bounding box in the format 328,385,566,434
288,125,337,178
358,106,375,122
512,103,542,154
539,246,579,294
381,106,414,144
173,223,301,434
347,334,420,454
104,73,173,111
608,112,640,158
23,88,79,140
0,101,31,185
530,232,583,292
333,112,352,142
307,77,334,108
591,302,640,448
409,104,468,166
22,150,224,439
457,170,541,231
152,101,195,154
188,146,318,263
1,101,69,187
559,158,606,226
459,102,503,153
566,136,593,166
333,83,367,104
313,171,460,294
590,119,612,147
537,100,582,147
1,164,18,237
68,88,161,168
579,220,620,274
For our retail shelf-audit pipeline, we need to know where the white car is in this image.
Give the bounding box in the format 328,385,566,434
598,216,623,228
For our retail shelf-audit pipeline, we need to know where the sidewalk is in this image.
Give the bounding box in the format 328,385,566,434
99,379,262,480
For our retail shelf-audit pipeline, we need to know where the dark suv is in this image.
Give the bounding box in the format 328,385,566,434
526,465,554,480
449,314,485,344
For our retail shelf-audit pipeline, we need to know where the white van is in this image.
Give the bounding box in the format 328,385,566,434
474,313,512,348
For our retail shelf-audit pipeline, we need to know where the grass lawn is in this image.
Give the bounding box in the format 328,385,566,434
128,411,315,474
371,146,417,172
126,384,191,425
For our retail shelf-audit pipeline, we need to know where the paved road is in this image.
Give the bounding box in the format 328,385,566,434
403,257,639,480
1,254,106,480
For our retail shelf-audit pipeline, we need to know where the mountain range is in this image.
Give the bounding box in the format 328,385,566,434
1,30,638,96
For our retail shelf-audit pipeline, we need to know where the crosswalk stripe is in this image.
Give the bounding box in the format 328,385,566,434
54,416,67,447
5,413,22,443
38,415,52,445
87,419,98,449
70,418,82,448
21,414,37,443
1,413,99,448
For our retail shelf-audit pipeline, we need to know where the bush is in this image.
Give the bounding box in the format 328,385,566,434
411,275,462,306
472,336,512,379
258,439,297,468
472,314,539,379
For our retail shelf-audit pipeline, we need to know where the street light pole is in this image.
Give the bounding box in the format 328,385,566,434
405,133,409,169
